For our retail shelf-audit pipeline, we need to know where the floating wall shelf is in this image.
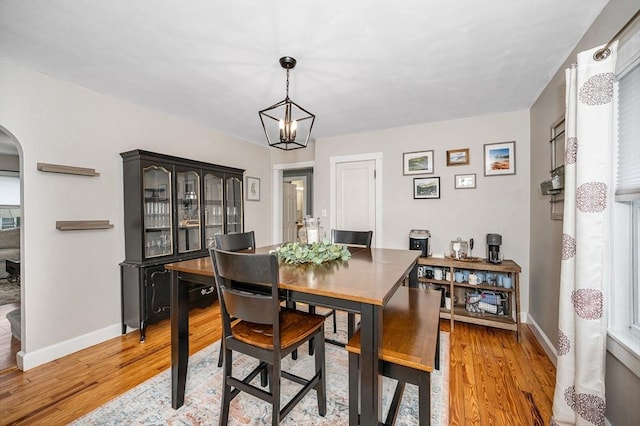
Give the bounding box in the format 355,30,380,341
56,220,114,231
37,162,100,176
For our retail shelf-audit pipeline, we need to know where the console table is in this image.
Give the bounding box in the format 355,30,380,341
416,256,521,339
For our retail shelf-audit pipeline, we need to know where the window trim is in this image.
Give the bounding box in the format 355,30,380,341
608,50,640,377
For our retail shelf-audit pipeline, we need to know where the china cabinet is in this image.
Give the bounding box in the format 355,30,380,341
413,256,521,340
120,149,244,341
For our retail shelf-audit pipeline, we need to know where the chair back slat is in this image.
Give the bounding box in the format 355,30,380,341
221,287,273,325
331,229,373,248
210,248,280,327
214,231,256,252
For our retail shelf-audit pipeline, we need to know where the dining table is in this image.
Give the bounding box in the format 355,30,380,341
165,245,419,426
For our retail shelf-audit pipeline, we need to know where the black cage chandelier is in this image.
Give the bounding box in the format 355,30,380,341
259,56,315,150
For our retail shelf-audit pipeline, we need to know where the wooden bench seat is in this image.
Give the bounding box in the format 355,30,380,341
346,287,442,425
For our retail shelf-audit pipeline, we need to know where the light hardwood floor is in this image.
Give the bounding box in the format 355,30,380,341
0,301,556,425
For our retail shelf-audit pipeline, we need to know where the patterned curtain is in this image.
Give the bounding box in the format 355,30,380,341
551,42,617,426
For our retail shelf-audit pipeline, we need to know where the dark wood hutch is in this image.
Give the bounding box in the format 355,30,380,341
120,149,244,341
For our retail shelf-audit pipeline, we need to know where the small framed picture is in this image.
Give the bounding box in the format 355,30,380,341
403,150,434,175
446,148,470,166
413,177,440,199
246,176,260,201
455,173,476,189
484,141,516,176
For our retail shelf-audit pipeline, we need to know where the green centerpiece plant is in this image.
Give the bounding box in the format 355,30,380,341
276,238,351,265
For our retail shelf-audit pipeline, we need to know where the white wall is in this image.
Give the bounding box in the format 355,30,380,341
314,110,531,314
269,141,316,165
0,60,273,368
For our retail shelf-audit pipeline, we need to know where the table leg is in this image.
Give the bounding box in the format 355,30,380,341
351,303,382,426
171,270,190,409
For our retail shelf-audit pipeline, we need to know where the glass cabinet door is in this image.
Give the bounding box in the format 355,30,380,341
143,165,173,258
176,170,201,253
225,176,243,234
203,172,224,248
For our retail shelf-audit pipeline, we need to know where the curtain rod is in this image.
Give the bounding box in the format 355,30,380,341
594,9,640,60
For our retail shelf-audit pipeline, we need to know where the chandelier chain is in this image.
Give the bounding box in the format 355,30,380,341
285,68,290,99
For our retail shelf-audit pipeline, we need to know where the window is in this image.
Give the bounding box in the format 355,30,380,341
616,46,640,336
634,202,640,335
0,172,20,229
609,20,640,373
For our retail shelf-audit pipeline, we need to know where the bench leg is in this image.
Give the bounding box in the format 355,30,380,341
435,325,440,371
348,351,360,426
418,372,431,426
384,381,406,426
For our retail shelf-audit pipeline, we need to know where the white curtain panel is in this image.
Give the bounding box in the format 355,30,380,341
551,42,617,426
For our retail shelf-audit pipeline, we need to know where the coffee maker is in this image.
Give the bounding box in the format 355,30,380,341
486,233,503,264
409,229,431,257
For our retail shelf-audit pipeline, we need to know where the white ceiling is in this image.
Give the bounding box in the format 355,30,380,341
0,0,610,149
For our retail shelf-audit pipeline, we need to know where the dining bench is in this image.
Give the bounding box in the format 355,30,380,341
346,287,441,425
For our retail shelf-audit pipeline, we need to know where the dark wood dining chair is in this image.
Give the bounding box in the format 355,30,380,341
332,229,373,248
210,248,327,426
308,229,373,348
214,231,256,367
214,231,256,253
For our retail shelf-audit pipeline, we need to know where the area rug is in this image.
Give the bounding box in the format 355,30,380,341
73,318,449,425
0,278,20,305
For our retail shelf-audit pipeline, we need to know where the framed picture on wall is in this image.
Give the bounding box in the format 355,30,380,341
413,177,440,199
455,173,476,189
403,150,434,175
446,148,470,166
246,176,260,201
484,141,516,176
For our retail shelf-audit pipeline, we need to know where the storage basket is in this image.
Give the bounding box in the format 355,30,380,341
465,290,508,315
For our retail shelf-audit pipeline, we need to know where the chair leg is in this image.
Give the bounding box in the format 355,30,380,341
261,364,269,388
219,348,233,426
308,305,316,356
347,313,356,339
217,340,224,368
332,310,337,333
286,300,298,361
314,329,327,416
271,360,281,426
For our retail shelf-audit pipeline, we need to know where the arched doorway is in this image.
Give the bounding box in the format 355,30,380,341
0,126,22,371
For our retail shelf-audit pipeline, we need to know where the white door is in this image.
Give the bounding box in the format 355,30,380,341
335,160,376,236
282,183,298,242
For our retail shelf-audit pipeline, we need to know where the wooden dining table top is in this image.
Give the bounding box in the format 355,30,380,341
165,245,420,306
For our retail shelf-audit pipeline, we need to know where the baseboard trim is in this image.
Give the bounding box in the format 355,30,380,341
525,313,558,367
17,323,122,370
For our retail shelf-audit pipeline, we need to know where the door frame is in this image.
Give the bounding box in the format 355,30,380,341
272,161,315,244
330,152,383,247
283,168,313,220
